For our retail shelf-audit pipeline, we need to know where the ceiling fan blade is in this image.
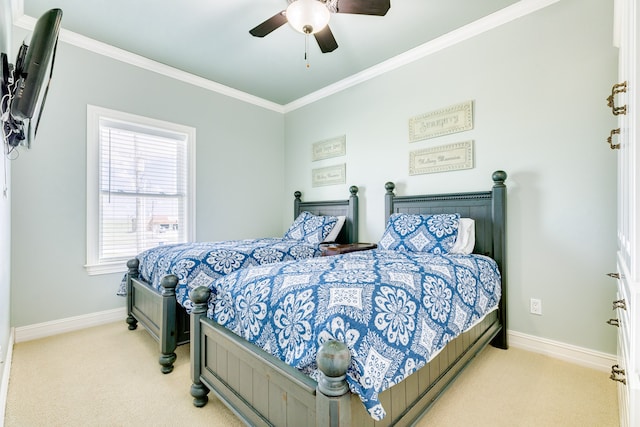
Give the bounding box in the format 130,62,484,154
314,26,338,53
335,0,390,16
249,11,287,37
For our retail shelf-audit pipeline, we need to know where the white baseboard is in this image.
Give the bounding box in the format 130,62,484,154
0,327,15,427
508,330,616,372
14,307,127,343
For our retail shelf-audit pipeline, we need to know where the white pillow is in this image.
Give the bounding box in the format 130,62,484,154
323,215,346,242
450,218,475,254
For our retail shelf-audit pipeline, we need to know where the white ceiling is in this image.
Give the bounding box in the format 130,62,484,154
13,0,532,108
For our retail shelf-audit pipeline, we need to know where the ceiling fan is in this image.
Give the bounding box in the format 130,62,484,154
249,0,391,53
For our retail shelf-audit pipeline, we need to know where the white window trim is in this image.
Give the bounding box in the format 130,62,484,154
85,105,196,275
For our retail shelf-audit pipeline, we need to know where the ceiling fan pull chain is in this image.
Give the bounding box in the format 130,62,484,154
305,34,310,68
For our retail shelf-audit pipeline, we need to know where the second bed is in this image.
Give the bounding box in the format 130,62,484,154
124,186,360,373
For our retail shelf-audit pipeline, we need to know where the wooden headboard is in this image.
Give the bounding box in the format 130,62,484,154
293,186,359,244
384,170,507,347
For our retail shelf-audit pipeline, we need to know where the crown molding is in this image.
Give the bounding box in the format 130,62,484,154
11,0,559,114
11,2,285,114
283,0,561,112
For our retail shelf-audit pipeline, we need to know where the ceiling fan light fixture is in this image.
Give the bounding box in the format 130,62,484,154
286,0,330,35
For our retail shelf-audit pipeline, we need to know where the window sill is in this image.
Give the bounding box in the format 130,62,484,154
85,261,128,276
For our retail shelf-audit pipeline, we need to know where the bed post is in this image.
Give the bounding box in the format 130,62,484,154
189,286,211,408
125,258,139,331
490,170,508,349
294,190,302,218
348,185,359,243
316,340,352,427
384,182,396,222
159,274,179,373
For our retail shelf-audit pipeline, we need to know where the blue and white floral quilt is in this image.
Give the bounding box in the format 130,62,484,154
207,249,501,421
118,238,322,310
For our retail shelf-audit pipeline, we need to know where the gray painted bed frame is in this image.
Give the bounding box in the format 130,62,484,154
188,170,508,426
125,186,360,374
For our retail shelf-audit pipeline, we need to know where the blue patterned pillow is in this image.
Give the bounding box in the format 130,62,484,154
283,211,339,244
378,213,460,253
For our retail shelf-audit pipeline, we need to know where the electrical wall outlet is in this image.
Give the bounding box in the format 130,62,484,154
530,298,542,315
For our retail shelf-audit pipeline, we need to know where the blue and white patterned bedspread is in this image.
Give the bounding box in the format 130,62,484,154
118,238,321,309
207,249,501,420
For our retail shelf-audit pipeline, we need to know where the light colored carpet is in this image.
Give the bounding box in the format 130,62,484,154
4,321,619,426
415,342,619,427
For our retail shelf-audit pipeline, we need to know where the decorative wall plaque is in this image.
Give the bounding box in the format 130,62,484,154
312,135,346,161
409,141,474,175
312,164,346,187
408,101,473,142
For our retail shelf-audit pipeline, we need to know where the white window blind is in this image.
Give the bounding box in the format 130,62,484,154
86,106,195,275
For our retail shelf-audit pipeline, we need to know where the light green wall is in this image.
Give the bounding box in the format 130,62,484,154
284,0,619,353
9,34,285,326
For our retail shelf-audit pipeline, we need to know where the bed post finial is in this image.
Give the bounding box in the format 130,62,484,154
190,286,211,408
126,258,140,273
316,340,351,396
492,170,507,186
384,181,395,193
294,190,302,200
316,340,352,426
159,274,178,295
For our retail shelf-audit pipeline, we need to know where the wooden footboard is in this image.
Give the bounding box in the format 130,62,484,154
189,288,501,426
126,259,190,373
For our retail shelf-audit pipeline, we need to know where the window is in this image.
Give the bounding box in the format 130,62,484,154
86,105,195,275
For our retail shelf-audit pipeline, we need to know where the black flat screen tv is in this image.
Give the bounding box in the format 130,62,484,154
6,8,62,148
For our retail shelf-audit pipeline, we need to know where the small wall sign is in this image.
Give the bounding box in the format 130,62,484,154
408,101,474,142
409,141,474,175
312,135,346,161
312,164,346,187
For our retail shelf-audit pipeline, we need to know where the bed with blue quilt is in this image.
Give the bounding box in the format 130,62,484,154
124,187,359,373
187,171,507,426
